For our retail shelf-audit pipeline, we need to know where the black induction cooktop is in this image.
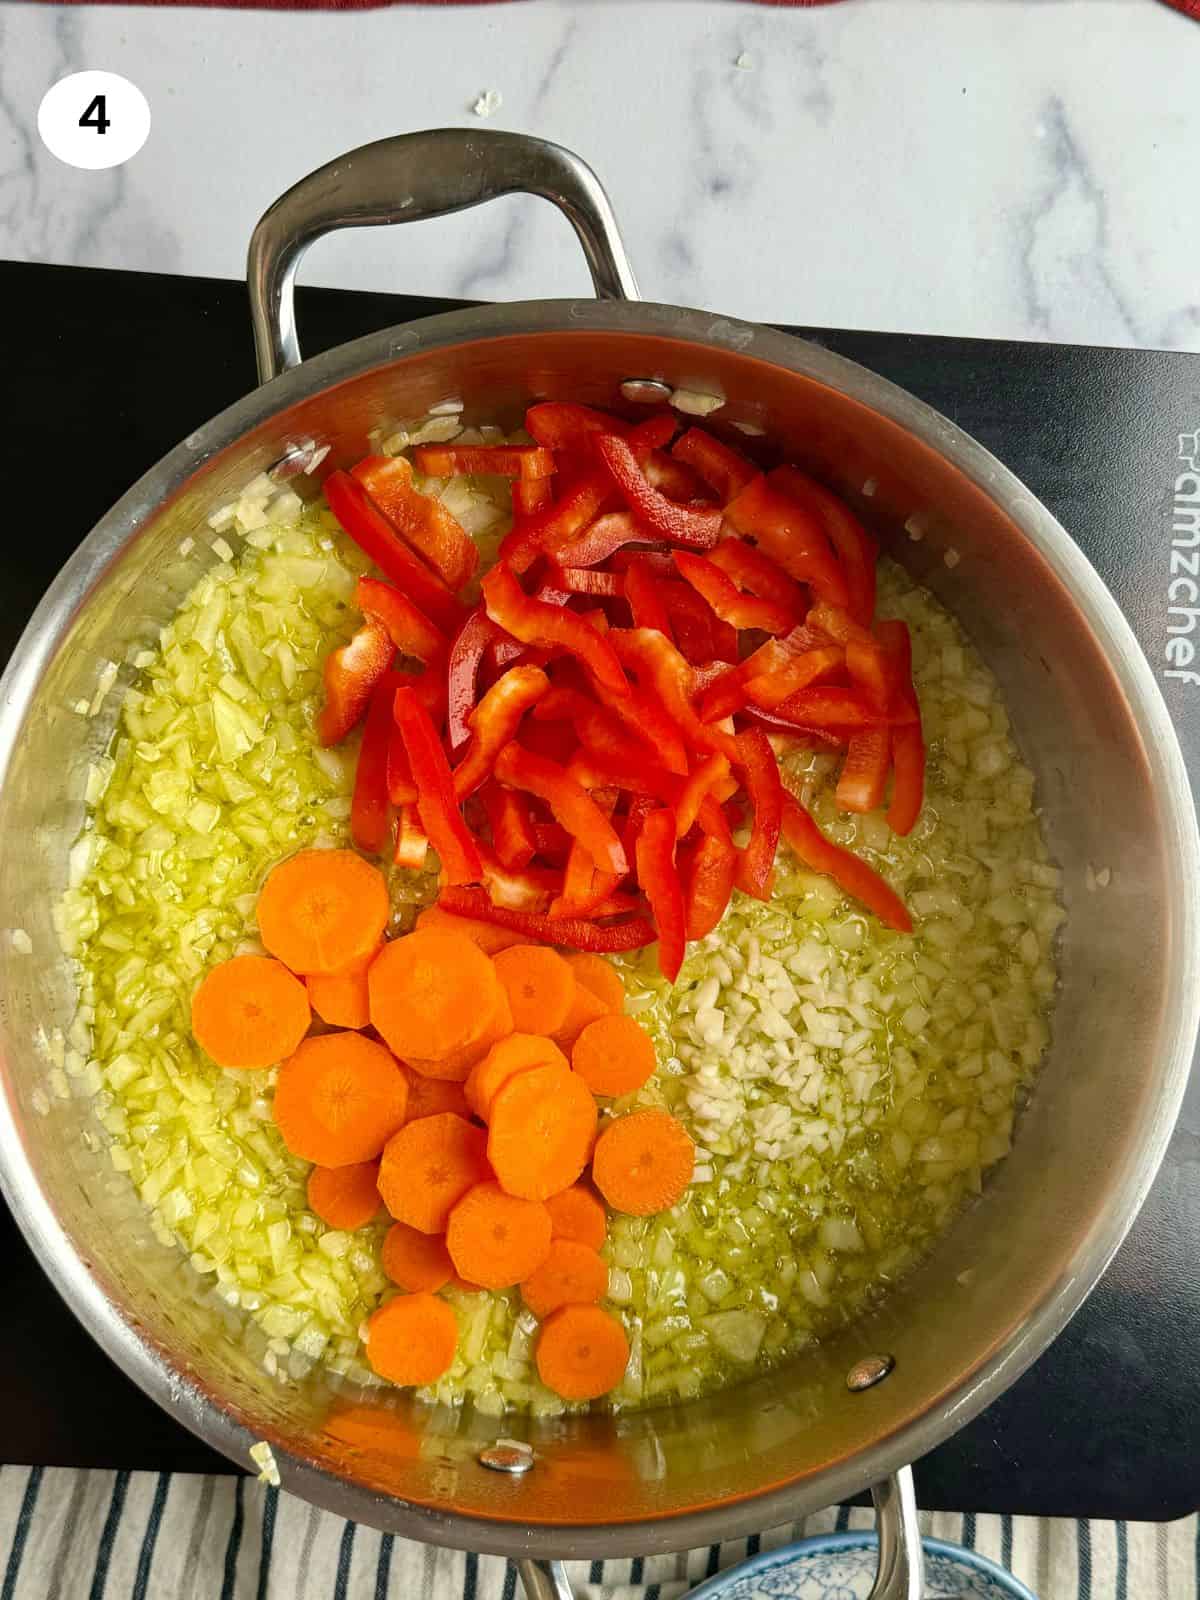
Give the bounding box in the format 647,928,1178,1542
2,261,1198,1521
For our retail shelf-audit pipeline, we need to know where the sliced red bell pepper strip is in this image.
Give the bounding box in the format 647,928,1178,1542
446,605,498,755
621,793,657,862
356,576,447,664
480,780,537,870
632,443,711,504
545,564,625,598
519,714,580,766
524,401,634,451
566,754,681,807
452,664,550,800
325,468,466,631
627,414,679,451
737,704,845,751
681,831,737,940
671,428,760,505
609,548,676,577
723,474,849,609
499,468,616,573
595,434,723,550
768,466,878,626
635,807,687,981
772,685,900,732
533,685,657,769
781,795,912,932
835,728,891,814
482,562,628,696
611,628,737,762
672,551,797,635
697,791,734,839
589,677,691,776
314,618,394,747
394,803,429,870
476,846,562,911
659,579,734,665
708,538,808,615
731,729,784,901
513,478,553,517
347,457,478,598
743,644,846,711
553,511,648,569
623,557,673,635
349,676,395,855
438,885,657,951
876,619,925,835
494,742,628,877
532,821,574,863
393,684,482,886
551,788,621,919
674,754,731,838
384,668,448,805
412,443,556,480
387,724,415,805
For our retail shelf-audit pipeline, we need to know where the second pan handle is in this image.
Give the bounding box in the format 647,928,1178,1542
247,128,640,383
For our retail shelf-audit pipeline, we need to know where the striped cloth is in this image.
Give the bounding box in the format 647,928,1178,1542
0,1468,1196,1599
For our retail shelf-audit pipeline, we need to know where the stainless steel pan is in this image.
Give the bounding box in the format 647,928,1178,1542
0,131,1196,1600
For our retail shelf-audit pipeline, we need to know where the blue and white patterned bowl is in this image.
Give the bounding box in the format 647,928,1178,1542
684,1531,1037,1600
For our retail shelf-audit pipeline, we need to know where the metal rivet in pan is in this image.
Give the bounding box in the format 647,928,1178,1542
620,379,673,405
478,1443,534,1475
846,1354,895,1392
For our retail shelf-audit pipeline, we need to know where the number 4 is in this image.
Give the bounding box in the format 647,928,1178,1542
79,94,111,135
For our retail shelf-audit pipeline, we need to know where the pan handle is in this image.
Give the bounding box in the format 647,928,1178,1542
247,128,640,383
513,1469,923,1599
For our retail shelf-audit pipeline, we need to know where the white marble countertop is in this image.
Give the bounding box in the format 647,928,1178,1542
2,0,1199,351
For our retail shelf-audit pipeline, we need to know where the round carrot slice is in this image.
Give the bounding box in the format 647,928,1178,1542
273,1032,408,1166
591,1109,695,1216
306,948,377,1031
492,945,576,1035
464,1033,569,1121
563,952,626,1015
552,981,609,1048
191,954,311,1070
416,904,523,954
520,1238,608,1320
536,1304,630,1401
403,986,513,1083
381,1222,454,1292
306,1160,382,1231
364,1292,458,1386
446,1180,552,1290
257,849,389,976
377,1112,491,1234
571,1014,657,1098
487,1062,597,1201
400,1069,471,1123
368,930,502,1062
545,1184,607,1251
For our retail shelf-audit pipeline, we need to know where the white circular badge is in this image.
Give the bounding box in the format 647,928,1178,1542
37,71,151,171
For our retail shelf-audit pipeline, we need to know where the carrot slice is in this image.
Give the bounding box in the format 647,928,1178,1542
306,1160,382,1231
552,980,609,1048
562,952,625,1016
305,948,376,1031
257,849,389,976
400,1068,472,1123
487,1062,597,1201
377,1112,491,1233
367,930,502,1062
381,1222,454,1292
464,1033,569,1121
571,1014,657,1099
364,1292,458,1387
273,1032,408,1166
546,1184,607,1251
191,954,311,1070
404,985,514,1083
520,1238,608,1320
591,1109,694,1216
491,945,576,1035
536,1304,629,1401
415,903,525,954
445,1180,552,1289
